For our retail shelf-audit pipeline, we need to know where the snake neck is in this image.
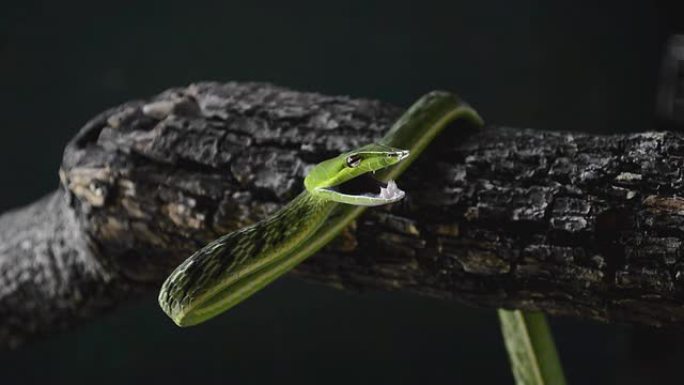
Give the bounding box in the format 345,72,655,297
260,191,334,246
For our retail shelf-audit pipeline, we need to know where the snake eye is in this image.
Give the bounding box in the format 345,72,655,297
346,155,361,168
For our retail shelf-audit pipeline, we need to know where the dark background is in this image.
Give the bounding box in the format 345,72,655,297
0,1,682,384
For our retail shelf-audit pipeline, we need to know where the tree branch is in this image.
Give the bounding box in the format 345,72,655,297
3,81,684,348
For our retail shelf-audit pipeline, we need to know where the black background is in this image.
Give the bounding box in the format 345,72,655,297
0,1,682,384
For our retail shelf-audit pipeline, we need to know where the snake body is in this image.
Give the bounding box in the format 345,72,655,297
159,91,483,326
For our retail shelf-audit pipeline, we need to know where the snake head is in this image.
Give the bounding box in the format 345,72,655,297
304,144,409,206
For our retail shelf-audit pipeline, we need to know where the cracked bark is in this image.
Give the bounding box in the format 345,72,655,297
2,81,684,349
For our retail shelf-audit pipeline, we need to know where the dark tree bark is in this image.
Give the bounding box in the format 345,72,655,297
2,81,684,349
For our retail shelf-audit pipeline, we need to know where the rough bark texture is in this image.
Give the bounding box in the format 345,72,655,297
3,81,684,349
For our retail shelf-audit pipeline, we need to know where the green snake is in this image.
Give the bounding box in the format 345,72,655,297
158,91,483,326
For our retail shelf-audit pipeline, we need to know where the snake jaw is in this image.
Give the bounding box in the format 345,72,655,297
318,174,405,205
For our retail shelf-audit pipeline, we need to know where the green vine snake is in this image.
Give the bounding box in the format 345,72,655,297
158,91,483,327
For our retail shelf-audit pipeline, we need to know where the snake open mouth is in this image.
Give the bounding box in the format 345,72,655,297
327,173,405,201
